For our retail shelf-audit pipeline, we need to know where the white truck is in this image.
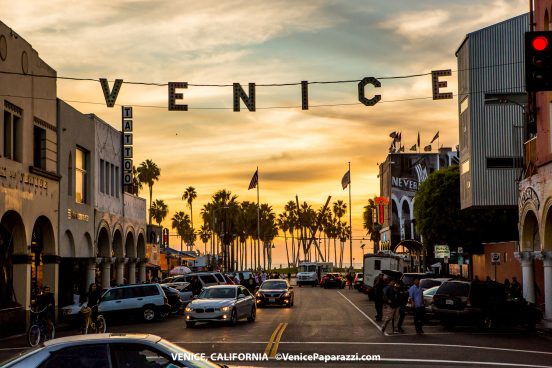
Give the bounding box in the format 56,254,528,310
296,262,333,287
362,253,404,298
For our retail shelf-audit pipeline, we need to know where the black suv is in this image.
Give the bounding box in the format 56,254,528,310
432,280,542,330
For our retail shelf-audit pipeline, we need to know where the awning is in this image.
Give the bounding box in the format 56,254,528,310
162,247,197,259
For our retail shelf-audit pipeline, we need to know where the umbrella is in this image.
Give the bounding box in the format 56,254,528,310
169,266,191,275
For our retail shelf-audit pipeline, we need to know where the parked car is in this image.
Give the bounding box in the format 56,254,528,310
423,286,440,317
160,285,185,315
184,285,256,327
98,284,170,322
353,273,363,291
401,273,433,287
432,280,543,330
162,272,221,289
168,282,194,305
320,273,345,289
0,333,222,368
419,278,452,290
255,279,294,308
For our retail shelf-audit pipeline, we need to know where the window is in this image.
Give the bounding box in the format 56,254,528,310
486,157,523,169
75,147,88,203
460,97,469,115
100,159,105,193
374,260,381,270
105,161,110,196
3,107,21,162
110,163,115,196
33,126,46,169
38,344,109,368
111,344,173,368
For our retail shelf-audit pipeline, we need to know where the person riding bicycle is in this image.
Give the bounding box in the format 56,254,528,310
80,283,102,331
36,286,55,336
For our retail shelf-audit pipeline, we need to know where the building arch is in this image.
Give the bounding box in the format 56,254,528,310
1,210,27,255
125,231,136,258
84,232,93,257
97,226,111,257
400,197,413,240
541,197,552,251
60,230,75,258
32,216,56,256
520,207,541,252
112,229,124,257
137,232,146,258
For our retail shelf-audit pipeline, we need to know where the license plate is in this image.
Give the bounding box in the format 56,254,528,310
269,298,276,303
446,299,454,305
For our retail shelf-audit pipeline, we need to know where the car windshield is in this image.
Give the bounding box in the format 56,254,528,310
437,282,470,297
298,265,316,272
199,288,236,299
262,281,287,289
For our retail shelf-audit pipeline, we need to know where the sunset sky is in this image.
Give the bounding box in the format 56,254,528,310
2,0,527,267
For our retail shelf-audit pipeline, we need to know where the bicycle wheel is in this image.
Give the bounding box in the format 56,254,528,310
95,315,106,333
27,324,41,347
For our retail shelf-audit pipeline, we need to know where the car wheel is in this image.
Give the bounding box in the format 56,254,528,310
143,306,156,322
247,307,256,322
96,315,107,333
186,321,196,328
298,284,302,288
482,316,494,330
230,309,238,325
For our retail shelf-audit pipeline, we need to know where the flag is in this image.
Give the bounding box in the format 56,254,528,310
389,131,397,139
424,145,432,152
397,132,402,142
409,144,417,151
417,131,420,147
430,131,439,144
248,169,258,190
341,170,350,190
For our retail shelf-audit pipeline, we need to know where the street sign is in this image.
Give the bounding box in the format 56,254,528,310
434,245,450,259
491,252,501,264
457,247,463,254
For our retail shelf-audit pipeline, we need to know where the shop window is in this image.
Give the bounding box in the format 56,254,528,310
75,147,88,204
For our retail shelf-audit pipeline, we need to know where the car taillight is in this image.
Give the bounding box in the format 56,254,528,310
164,296,168,304
466,297,471,307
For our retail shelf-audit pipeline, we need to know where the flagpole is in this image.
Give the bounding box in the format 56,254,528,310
256,167,261,271
348,161,353,270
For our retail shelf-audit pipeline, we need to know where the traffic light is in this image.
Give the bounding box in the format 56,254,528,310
525,31,552,91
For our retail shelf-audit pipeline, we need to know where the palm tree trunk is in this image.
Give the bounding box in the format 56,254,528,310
148,184,153,224
284,233,290,267
334,238,337,267
290,232,296,266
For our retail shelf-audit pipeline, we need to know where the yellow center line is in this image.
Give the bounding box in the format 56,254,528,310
264,323,284,355
269,322,288,357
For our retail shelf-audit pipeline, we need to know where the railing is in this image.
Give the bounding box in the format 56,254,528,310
523,137,537,178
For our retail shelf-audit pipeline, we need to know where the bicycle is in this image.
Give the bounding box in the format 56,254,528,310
27,305,55,347
80,304,106,334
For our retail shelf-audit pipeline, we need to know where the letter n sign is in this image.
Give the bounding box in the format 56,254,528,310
122,106,133,186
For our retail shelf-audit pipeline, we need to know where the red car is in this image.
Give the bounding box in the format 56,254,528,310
320,273,345,289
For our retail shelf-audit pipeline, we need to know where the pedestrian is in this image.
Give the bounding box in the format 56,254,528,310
234,273,241,285
474,275,480,282
347,272,354,290
373,274,385,322
396,281,409,333
261,272,267,282
190,276,202,296
408,278,425,334
381,280,400,334
287,271,291,281
511,276,522,300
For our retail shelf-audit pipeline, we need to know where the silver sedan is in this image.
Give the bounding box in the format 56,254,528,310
185,285,256,327
1,333,221,367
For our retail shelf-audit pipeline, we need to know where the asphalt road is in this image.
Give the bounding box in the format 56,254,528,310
1,283,552,367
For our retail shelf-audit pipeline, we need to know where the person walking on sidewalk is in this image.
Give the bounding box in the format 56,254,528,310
374,274,385,321
381,280,400,334
408,278,425,334
396,280,409,333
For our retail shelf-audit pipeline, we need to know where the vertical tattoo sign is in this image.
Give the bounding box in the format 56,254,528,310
122,106,133,187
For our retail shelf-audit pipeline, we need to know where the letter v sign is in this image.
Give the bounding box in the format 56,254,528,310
100,78,123,107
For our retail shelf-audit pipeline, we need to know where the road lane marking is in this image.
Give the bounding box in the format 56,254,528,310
268,322,287,357
337,291,382,332
377,358,552,367
263,323,284,355
275,342,552,355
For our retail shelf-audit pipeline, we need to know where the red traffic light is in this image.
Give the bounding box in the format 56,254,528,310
532,36,548,51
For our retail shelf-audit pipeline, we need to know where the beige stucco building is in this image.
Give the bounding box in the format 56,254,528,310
0,21,60,337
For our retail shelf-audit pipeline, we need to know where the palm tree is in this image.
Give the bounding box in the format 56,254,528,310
171,211,190,252
277,212,290,267
284,201,298,265
363,197,381,252
259,204,278,270
137,159,160,224
182,186,197,230
131,165,142,196
198,224,211,256
151,199,168,226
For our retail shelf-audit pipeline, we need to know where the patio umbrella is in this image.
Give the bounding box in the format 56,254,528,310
169,266,191,275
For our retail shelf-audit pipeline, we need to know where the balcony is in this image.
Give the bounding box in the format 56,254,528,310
523,137,537,178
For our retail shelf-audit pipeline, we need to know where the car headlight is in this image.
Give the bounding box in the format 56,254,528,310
282,292,290,297
255,292,262,297
221,306,231,312
185,307,193,312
